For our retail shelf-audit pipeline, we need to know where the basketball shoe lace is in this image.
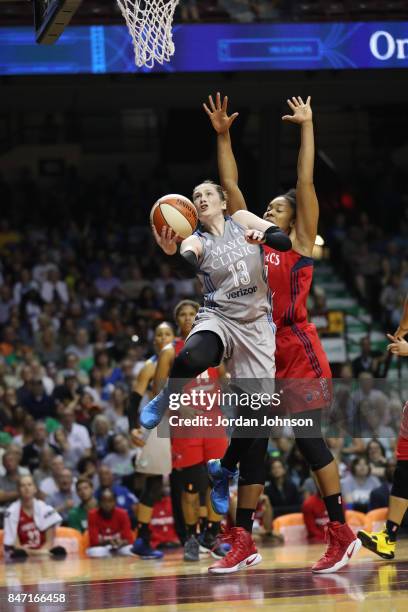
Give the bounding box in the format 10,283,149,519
219,527,249,563
319,523,345,563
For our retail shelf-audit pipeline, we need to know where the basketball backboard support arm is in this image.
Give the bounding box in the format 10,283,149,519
34,0,82,44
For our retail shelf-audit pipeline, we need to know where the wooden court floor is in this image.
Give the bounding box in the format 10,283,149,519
1,539,408,611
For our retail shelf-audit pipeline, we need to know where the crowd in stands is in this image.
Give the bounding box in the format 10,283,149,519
178,1,289,23
327,207,408,331
0,167,406,557
177,0,408,23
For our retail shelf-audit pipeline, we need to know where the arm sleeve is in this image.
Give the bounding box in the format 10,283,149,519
263,226,292,252
127,392,142,430
169,248,199,279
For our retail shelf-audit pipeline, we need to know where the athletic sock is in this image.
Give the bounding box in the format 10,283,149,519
385,520,399,542
323,493,345,524
137,521,151,543
185,523,198,538
236,508,255,533
221,438,253,473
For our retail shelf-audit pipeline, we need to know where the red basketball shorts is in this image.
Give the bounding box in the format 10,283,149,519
275,322,332,414
171,437,228,470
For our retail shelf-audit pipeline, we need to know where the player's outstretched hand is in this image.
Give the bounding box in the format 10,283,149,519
386,336,408,357
244,229,265,244
203,92,239,134
391,325,408,341
151,224,180,255
282,96,312,124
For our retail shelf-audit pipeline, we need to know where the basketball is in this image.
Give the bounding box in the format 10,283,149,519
150,194,198,241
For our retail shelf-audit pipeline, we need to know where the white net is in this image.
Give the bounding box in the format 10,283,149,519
117,0,180,69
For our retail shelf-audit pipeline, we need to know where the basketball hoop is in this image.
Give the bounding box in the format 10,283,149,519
116,0,180,69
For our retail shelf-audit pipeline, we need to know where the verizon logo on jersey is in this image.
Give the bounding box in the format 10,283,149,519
226,285,258,300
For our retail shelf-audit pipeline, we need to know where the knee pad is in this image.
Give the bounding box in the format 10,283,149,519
181,463,208,494
239,438,268,486
140,475,163,507
391,461,408,500
296,437,333,472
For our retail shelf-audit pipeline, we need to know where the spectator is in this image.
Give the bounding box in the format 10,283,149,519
102,434,138,481
369,459,396,511
65,328,94,373
68,477,97,533
21,377,55,420
49,407,92,459
52,370,81,411
40,268,69,305
22,421,59,473
94,350,124,399
366,439,388,480
92,415,113,460
302,492,329,542
33,446,57,487
105,386,130,435
12,412,36,447
0,450,21,524
265,458,302,518
35,327,62,365
39,454,65,497
3,474,65,560
218,0,255,22
341,457,381,513
13,268,39,305
352,337,386,378
286,445,310,488
86,488,134,557
77,457,98,489
179,0,200,22
46,468,79,524
96,465,138,525
94,265,121,298
16,365,34,406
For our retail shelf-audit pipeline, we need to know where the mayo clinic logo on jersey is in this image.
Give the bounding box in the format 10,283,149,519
209,234,257,269
264,251,280,266
370,30,408,61
227,285,258,300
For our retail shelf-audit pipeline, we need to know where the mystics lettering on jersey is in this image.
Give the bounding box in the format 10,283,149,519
264,246,332,412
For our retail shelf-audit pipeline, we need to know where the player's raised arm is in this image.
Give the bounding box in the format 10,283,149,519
232,209,291,251
386,295,408,355
282,96,318,254
203,92,247,213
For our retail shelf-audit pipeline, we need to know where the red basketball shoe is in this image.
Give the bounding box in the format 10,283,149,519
312,521,361,573
208,527,262,574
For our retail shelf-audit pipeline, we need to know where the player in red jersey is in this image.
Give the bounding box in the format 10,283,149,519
3,474,65,559
204,92,359,573
358,296,408,559
150,299,228,562
87,488,135,557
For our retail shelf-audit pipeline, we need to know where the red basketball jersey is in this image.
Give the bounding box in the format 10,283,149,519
17,508,46,549
264,247,332,400
264,246,313,329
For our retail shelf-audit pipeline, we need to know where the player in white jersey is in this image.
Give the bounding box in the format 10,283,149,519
140,179,291,572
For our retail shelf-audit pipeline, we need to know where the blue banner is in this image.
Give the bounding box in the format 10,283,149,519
1,22,408,75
